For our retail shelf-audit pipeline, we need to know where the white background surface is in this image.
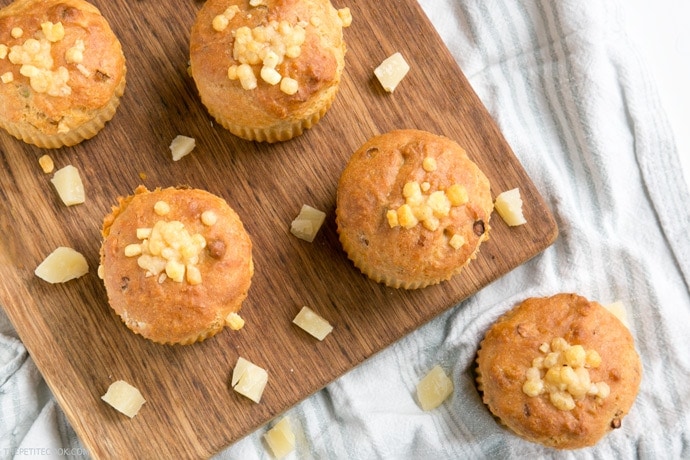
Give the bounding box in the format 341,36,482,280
625,1,690,194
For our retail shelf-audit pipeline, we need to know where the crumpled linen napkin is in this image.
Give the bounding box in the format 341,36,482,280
2,0,689,459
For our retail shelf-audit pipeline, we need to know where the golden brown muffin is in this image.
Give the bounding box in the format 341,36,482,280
336,129,493,289
189,0,351,143
0,0,126,148
99,186,254,345
476,293,642,449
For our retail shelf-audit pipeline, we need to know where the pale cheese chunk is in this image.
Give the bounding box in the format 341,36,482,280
604,300,630,329
290,204,326,242
293,306,333,341
51,165,85,206
101,380,146,418
416,365,454,411
38,154,54,173
232,357,268,403
35,246,88,283
494,188,527,226
264,416,296,459
169,135,196,161
374,52,410,92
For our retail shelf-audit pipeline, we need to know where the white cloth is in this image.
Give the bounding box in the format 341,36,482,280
2,1,690,458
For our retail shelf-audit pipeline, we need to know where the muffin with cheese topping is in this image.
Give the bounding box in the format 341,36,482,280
0,0,126,148
476,293,642,449
189,0,351,143
336,129,493,289
99,186,254,345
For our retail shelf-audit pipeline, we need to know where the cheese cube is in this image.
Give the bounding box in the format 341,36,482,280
34,246,88,283
264,416,296,459
290,204,326,242
416,365,454,411
374,52,410,92
169,135,196,161
494,188,527,226
51,165,85,206
101,380,146,418
293,306,333,341
232,357,268,403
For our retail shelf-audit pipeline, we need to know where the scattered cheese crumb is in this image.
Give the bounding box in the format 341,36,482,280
169,135,196,161
225,312,245,330
293,306,333,341
232,357,268,403
290,204,326,242
374,52,410,92
264,416,296,459
416,365,454,411
101,380,146,418
604,300,630,329
494,188,527,226
34,246,88,283
38,154,54,173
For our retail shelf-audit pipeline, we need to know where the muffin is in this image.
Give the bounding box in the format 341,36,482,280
335,129,493,289
0,0,126,148
476,293,642,449
189,0,351,143
99,186,254,345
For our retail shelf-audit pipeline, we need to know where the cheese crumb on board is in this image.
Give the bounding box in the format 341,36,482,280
38,154,54,173
50,165,85,206
290,204,326,242
34,246,88,283
416,365,454,411
374,52,410,92
293,306,333,341
232,357,268,403
494,188,527,226
101,380,146,418
169,135,196,161
225,312,245,330
264,416,296,459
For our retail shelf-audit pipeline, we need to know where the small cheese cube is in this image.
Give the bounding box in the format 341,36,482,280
290,205,326,242
34,247,88,283
604,300,630,329
374,52,410,92
51,165,85,206
232,357,268,403
169,135,196,161
293,306,333,341
494,188,527,226
416,365,454,411
101,380,146,418
264,416,296,459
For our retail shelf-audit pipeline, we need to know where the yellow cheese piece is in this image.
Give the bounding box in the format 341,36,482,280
604,300,630,329
232,357,268,403
494,188,527,226
416,365,454,411
101,380,146,418
374,52,410,92
169,135,196,161
264,416,296,459
293,306,333,341
290,204,326,242
51,165,85,206
34,246,88,283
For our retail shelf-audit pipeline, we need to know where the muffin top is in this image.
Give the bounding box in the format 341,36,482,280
0,0,126,134
189,0,349,132
100,186,253,345
476,293,643,449
336,129,493,289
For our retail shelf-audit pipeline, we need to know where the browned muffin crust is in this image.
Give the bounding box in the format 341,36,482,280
189,0,349,142
476,293,642,449
336,129,493,289
100,186,253,345
0,0,126,148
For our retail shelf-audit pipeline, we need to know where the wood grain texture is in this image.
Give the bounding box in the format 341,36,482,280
0,0,558,458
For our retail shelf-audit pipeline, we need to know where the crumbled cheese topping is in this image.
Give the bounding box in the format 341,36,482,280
123,200,218,285
386,156,469,248
522,337,610,411
1,21,89,96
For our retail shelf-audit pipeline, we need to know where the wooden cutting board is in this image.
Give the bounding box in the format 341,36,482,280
0,0,558,458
